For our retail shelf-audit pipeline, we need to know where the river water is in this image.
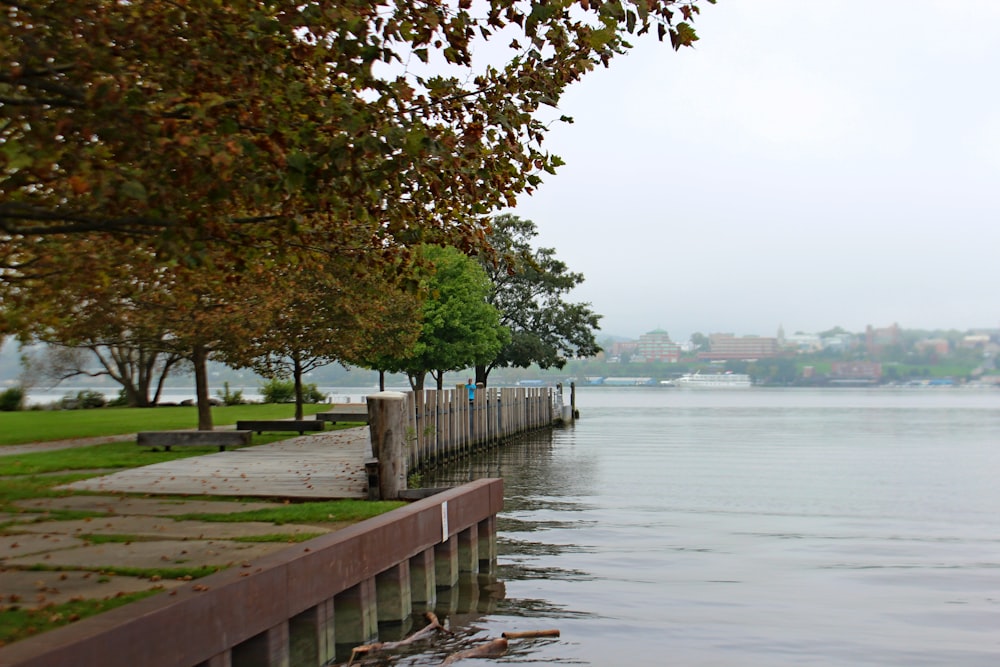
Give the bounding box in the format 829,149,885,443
415,387,1000,666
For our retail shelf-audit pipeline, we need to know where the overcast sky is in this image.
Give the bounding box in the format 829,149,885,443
507,0,1000,341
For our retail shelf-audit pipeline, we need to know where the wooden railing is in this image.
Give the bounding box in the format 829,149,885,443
403,386,562,471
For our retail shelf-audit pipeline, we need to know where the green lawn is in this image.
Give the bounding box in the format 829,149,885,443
0,403,335,446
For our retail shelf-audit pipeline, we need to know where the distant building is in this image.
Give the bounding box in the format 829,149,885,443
830,361,882,382
609,341,639,361
866,323,900,354
698,334,779,361
635,329,681,363
783,333,823,353
915,338,950,357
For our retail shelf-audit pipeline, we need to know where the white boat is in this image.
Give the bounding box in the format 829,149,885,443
673,372,752,388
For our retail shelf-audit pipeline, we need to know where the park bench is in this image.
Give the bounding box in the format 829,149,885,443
137,430,253,452
235,420,325,435
316,406,370,424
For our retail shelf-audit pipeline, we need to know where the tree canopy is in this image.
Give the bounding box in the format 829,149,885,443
2,0,710,267
371,245,507,390
475,214,601,385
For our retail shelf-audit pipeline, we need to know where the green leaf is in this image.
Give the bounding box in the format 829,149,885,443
120,180,148,202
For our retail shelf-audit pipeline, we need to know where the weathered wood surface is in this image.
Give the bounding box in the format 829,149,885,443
66,427,372,499
316,404,370,424
234,419,325,434
137,430,253,451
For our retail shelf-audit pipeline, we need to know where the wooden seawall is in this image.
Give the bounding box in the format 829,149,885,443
0,479,503,667
404,386,564,471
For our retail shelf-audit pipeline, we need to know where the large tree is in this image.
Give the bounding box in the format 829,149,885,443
22,341,185,408
375,245,507,391
475,214,601,386
222,257,423,419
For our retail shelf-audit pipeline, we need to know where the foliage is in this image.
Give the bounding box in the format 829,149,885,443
222,259,418,418
375,246,508,390
0,386,24,412
475,214,601,385
216,382,245,406
0,0,709,257
258,378,326,405
59,389,107,410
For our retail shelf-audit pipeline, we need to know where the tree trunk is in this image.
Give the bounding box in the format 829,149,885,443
378,370,386,391
409,372,425,391
475,363,489,388
435,370,444,391
293,354,304,420
192,344,213,430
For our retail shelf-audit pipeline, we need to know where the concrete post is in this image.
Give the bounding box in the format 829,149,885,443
409,549,437,607
366,391,409,500
434,537,459,589
457,526,479,574
334,580,377,647
288,600,335,667
231,623,289,667
375,562,412,623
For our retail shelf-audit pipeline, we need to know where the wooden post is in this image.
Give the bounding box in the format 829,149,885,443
367,391,409,500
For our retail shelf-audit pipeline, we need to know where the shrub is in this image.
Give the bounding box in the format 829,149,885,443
217,382,246,406
260,379,327,404
260,378,295,404
0,386,24,412
60,390,107,410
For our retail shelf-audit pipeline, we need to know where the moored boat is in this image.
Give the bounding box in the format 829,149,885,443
673,372,752,388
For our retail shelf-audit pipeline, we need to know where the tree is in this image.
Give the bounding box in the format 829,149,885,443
2,0,711,274
378,246,507,391
22,342,185,407
222,258,423,419
475,214,601,386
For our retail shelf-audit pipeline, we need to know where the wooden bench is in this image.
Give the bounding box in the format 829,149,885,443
316,407,370,424
235,420,325,435
137,430,253,451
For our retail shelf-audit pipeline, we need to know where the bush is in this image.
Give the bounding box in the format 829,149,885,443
60,390,107,410
0,386,25,412
260,379,327,404
217,382,246,406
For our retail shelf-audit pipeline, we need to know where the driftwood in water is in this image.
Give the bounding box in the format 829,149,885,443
501,628,560,639
349,612,450,664
440,637,509,665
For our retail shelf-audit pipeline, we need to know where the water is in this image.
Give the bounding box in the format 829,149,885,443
417,387,1000,666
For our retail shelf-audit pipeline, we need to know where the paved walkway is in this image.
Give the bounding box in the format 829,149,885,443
63,427,372,499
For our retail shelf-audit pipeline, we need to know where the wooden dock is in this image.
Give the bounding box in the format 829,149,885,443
64,427,372,500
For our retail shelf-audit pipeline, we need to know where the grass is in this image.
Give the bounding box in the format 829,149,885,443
177,499,406,524
0,403,337,446
0,591,159,647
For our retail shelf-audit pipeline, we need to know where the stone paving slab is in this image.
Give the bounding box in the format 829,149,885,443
13,496,288,517
4,538,292,571
10,516,331,541
0,569,184,609
0,533,89,558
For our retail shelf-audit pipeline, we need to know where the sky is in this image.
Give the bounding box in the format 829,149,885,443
505,0,1000,341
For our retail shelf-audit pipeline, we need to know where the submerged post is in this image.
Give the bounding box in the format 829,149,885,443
367,391,409,500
